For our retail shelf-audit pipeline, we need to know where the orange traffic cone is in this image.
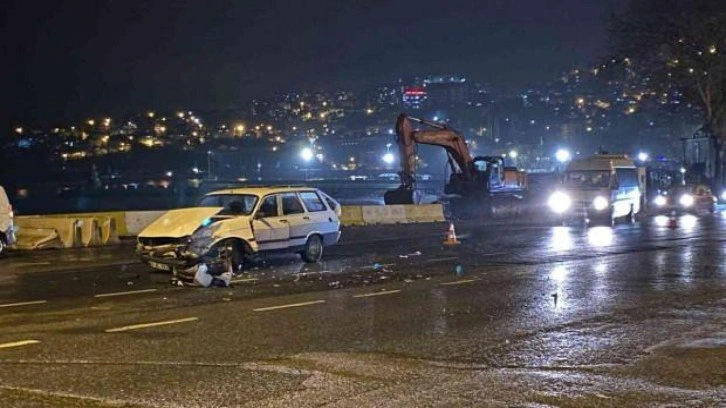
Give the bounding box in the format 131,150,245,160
443,222,460,246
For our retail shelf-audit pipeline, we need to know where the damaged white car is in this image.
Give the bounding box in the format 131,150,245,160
136,187,342,279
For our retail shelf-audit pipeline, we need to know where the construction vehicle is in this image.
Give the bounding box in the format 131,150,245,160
384,114,527,217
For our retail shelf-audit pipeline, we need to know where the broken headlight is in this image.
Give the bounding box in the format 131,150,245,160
189,227,216,256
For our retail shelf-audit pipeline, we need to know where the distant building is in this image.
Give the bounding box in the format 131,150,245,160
423,75,469,108
402,86,427,110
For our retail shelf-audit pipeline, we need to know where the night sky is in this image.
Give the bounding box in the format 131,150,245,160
2,0,621,126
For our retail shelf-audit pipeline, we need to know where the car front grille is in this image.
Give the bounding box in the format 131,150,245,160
138,236,189,247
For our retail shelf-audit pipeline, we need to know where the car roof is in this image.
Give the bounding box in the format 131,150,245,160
205,186,319,196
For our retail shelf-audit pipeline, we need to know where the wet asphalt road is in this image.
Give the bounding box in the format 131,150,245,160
0,215,725,407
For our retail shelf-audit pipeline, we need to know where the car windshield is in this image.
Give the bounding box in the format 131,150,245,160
198,194,258,215
563,170,611,188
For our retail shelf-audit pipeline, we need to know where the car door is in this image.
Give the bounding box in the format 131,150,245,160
251,194,290,251
298,190,334,235
280,192,310,248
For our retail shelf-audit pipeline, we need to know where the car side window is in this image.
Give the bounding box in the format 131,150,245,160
320,192,339,212
258,195,279,218
299,191,326,212
281,193,305,215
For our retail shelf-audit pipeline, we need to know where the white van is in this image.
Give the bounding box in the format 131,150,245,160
0,186,16,255
547,155,645,225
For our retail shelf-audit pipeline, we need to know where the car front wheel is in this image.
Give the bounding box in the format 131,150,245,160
301,235,323,263
0,235,6,256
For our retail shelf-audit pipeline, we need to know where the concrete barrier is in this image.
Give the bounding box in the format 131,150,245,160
340,206,365,226
15,227,63,250
79,217,103,247
361,205,407,225
54,211,128,237
403,204,445,223
124,211,165,236
100,217,121,245
16,216,80,248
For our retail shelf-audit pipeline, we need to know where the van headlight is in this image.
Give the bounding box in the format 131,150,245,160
592,196,609,211
548,191,571,214
679,194,694,207
654,195,667,207
720,191,726,202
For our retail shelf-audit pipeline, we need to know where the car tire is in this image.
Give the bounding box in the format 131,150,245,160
0,235,6,256
301,235,323,263
220,239,246,275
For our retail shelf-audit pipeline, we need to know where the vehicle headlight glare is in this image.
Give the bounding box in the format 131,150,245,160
720,191,726,201
592,196,609,211
548,191,571,214
654,195,667,207
679,194,694,207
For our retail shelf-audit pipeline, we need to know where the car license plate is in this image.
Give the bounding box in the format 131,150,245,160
148,261,171,271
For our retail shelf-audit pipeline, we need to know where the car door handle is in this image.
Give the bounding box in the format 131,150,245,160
279,219,288,223
303,216,310,220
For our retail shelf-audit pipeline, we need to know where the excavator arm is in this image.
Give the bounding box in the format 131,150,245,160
384,113,474,205
395,113,473,188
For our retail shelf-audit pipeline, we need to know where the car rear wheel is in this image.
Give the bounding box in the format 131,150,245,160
301,235,323,263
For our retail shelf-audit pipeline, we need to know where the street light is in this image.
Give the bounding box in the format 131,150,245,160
555,148,571,163
508,150,518,159
637,151,649,162
206,150,213,179
382,152,395,164
300,147,314,162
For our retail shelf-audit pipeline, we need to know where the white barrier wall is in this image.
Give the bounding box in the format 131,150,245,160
124,211,165,236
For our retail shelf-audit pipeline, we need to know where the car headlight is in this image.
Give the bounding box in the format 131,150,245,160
189,227,215,255
654,195,667,207
592,196,609,211
193,227,214,240
548,191,571,214
679,194,694,207
720,191,726,201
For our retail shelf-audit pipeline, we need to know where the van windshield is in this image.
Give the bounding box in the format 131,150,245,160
563,170,611,188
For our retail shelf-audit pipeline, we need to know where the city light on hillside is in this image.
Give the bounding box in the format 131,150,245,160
14,127,23,134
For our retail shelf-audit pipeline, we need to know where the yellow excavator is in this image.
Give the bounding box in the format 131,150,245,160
384,114,527,216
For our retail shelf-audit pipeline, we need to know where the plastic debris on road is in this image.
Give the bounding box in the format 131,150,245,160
399,251,422,259
194,264,213,287
455,264,464,276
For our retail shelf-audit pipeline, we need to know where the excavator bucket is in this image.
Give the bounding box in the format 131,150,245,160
384,186,414,205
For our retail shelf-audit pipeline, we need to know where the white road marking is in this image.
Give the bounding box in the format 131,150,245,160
353,289,402,298
426,256,459,263
440,279,477,286
0,300,48,309
94,289,158,298
105,317,199,333
253,300,326,312
0,340,40,349
15,262,52,266
231,277,259,283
